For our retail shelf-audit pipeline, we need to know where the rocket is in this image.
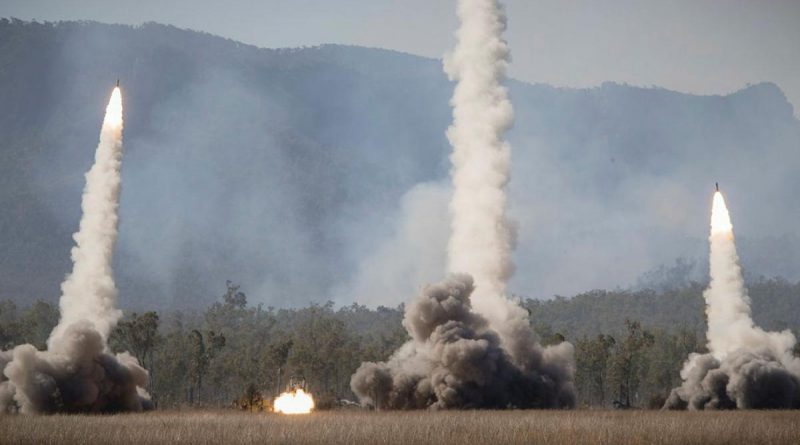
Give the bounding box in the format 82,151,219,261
116,79,120,87
716,182,719,192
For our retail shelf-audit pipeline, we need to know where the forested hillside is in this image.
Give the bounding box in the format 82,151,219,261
525,277,800,339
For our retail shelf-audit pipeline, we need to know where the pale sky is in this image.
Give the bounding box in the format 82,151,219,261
3,0,799,113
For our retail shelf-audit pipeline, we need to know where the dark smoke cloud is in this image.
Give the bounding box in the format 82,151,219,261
0,322,151,414
665,349,800,410
350,274,575,409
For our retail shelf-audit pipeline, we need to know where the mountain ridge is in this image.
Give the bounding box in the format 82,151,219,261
5,18,795,109
0,19,798,310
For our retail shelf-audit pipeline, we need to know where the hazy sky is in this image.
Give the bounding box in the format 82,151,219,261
3,0,799,112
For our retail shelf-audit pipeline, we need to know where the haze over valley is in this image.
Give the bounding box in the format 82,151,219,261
1,19,798,310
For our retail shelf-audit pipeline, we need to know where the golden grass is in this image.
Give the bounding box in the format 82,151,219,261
1,409,799,445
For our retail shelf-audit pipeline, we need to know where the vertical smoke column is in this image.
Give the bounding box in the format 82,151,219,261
704,192,784,357
705,191,742,356
0,86,150,414
445,0,514,309
48,87,124,350
701,191,797,362
444,0,544,366
665,190,800,409
350,0,575,410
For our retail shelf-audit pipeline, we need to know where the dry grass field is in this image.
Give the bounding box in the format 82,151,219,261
1,409,799,445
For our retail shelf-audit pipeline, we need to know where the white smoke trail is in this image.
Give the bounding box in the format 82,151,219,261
48,87,124,350
1,87,150,414
444,0,515,303
704,192,796,359
666,191,800,409
443,0,550,367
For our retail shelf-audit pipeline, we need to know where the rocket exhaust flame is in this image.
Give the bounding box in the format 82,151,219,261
350,0,576,410
0,85,152,415
710,192,733,238
665,189,800,410
273,389,315,414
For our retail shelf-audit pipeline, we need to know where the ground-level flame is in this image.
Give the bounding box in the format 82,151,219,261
273,389,315,414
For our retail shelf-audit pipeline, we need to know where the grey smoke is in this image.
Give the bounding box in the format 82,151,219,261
664,192,800,410
0,88,151,414
2,23,799,311
666,348,800,410
350,274,574,409
350,0,575,409
1,323,150,414
341,182,450,307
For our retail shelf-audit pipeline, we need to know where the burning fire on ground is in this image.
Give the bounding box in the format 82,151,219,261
273,388,315,414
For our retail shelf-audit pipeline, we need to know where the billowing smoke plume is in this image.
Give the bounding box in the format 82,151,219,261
351,275,574,408
350,0,575,409
0,87,152,414
665,191,800,410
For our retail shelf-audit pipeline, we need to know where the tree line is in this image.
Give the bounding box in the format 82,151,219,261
1,278,798,409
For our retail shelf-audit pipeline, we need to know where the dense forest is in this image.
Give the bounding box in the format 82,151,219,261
2,278,798,409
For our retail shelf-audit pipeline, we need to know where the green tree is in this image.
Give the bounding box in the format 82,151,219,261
111,312,162,369
0,301,21,349
575,334,616,406
288,302,359,406
188,329,225,404
642,328,701,406
110,311,163,399
151,311,197,407
20,300,58,350
609,320,655,408
222,280,247,308
268,338,293,397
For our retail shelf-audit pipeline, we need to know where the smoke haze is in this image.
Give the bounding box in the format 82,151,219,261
351,275,574,409
0,21,799,311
